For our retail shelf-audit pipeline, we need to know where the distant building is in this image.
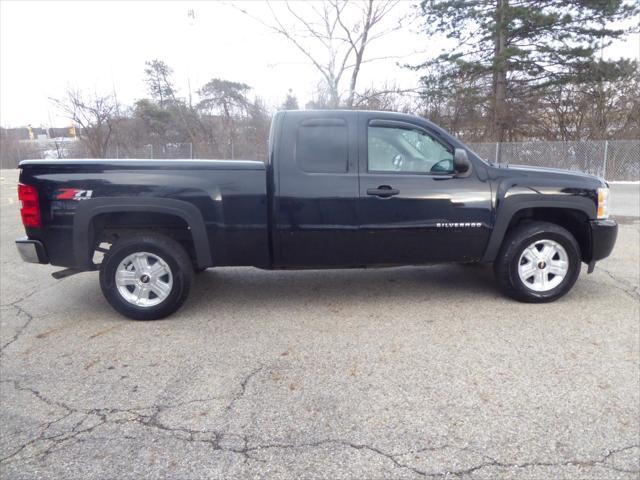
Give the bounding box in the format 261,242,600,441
0,126,81,142
48,127,77,138
1,127,30,141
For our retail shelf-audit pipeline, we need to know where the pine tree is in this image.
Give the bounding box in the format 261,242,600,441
281,89,299,110
144,60,175,108
416,0,638,141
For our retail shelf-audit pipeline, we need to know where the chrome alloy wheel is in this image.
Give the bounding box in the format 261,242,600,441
517,239,569,292
115,252,173,307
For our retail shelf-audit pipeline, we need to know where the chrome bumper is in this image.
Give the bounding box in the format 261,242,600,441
15,237,48,264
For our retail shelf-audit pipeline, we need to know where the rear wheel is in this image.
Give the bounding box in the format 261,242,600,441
99,234,193,320
494,221,581,303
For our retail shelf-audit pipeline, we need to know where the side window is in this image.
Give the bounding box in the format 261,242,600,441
368,125,454,174
296,119,348,173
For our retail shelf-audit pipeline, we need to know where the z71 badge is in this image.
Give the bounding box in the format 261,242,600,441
55,188,93,200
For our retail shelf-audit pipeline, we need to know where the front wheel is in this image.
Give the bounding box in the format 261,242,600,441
494,221,581,303
99,234,193,320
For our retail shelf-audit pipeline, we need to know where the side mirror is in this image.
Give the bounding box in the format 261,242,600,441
454,148,471,176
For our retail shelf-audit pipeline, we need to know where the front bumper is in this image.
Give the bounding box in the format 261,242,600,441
15,237,49,264
589,219,618,262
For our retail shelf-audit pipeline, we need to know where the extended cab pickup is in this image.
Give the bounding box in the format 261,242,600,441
16,110,618,319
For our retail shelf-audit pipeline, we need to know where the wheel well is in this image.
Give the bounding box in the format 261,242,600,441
91,212,198,266
505,208,591,260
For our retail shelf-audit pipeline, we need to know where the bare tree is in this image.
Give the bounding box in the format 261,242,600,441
535,61,640,141
352,83,417,112
51,89,117,158
143,59,200,153
235,0,401,108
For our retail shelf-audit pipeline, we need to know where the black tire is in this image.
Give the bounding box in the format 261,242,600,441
494,221,581,303
99,234,193,320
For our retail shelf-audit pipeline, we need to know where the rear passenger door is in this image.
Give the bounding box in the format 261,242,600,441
273,112,361,267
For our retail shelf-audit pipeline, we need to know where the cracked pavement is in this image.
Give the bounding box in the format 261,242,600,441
1,170,639,479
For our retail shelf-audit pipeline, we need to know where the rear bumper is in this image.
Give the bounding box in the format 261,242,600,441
589,219,618,262
15,237,49,264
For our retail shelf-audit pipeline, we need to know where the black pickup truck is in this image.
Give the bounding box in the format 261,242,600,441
16,110,617,319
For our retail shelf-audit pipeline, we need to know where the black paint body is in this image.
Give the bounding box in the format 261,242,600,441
17,110,617,271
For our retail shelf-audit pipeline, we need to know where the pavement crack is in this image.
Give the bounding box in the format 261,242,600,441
597,266,640,300
0,379,74,413
1,282,71,354
344,441,431,477
0,289,39,309
239,440,640,478
419,443,640,478
0,302,36,354
4,376,637,477
224,365,264,413
243,439,431,476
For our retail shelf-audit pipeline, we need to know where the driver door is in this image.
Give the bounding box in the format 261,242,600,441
357,115,492,265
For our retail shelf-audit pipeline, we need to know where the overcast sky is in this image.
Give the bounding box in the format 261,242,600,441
1,0,638,127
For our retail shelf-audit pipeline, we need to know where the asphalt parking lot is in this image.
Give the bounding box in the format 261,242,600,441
1,169,638,479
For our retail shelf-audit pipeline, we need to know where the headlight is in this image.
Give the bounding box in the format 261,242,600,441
597,187,610,219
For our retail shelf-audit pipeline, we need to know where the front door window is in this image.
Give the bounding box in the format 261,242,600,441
368,126,454,174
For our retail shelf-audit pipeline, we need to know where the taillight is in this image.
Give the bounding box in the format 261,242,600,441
18,183,41,228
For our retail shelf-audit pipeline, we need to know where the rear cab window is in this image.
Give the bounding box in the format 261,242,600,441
296,118,348,173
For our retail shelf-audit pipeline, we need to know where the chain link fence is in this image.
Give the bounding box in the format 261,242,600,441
467,139,639,182
0,142,191,168
105,145,153,159
605,140,640,182
2,138,638,182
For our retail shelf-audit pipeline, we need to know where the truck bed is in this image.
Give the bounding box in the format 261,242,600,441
19,159,271,269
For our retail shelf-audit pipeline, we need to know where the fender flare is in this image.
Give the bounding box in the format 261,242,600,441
482,195,595,262
73,197,213,270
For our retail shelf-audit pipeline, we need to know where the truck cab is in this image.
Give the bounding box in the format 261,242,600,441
270,110,492,267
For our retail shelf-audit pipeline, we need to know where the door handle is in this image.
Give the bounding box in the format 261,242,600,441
367,185,399,197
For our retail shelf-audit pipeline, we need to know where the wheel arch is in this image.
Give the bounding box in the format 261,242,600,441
483,196,595,263
73,197,212,270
